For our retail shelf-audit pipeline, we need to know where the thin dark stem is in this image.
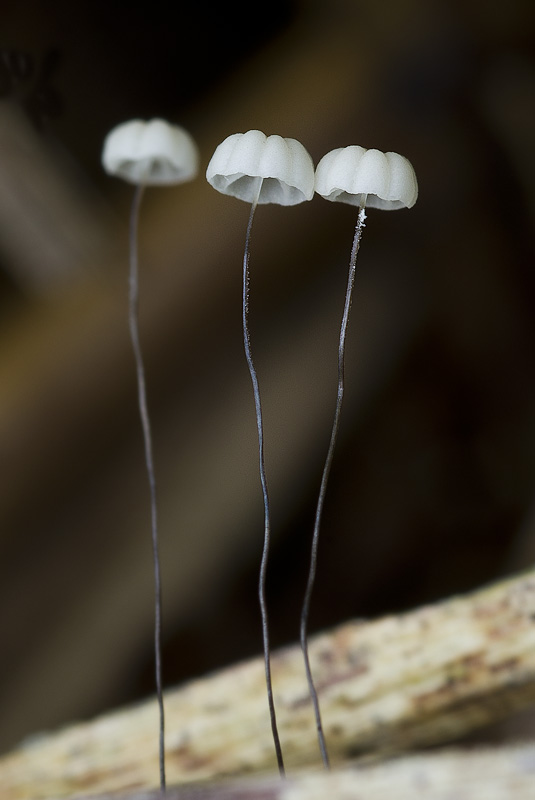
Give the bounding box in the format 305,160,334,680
242,179,285,777
300,201,367,770
129,183,166,793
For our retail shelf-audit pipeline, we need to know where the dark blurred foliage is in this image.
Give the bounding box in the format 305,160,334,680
0,47,62,129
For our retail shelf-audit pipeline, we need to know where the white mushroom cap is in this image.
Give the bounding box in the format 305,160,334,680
315,146,418,210
206,130,315,205
102,118,199,186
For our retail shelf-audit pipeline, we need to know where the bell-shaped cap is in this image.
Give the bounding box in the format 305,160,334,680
102,118,199,186
315,146,418,210
206,130,315,205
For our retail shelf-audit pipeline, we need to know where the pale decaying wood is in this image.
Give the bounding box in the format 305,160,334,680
78,744,535,800
2,570,535,799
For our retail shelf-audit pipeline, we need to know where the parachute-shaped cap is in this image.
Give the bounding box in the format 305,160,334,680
206,130,315,206
315,146,418,210
102,118,199,186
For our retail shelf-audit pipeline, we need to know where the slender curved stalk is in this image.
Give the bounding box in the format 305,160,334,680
129,184,166,792
242,178,285,777
300,200,367,770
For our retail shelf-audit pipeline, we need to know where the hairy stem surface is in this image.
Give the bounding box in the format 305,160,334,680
300,201,367,769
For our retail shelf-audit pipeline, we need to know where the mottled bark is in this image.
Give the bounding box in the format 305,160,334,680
1,570,535,799
79,744,535,800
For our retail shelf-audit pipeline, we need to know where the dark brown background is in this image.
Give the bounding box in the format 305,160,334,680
0,0,533,754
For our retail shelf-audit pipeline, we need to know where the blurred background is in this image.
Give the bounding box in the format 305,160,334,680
0,0,534,755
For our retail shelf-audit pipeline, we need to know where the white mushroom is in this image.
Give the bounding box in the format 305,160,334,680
101,117,199,792
206,130,316,777
102,117,199,185
315,145,418,209
301,145,419,771
206,129,314,205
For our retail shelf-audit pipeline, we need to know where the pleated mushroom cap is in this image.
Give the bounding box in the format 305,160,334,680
206,130,315,205
102,118,199,185
315,146,418,210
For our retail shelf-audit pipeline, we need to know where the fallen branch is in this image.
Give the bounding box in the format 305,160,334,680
77,744,535,800
2,570,535,798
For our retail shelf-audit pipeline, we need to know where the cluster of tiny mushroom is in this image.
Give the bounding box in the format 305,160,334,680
102,119,418,785
102,120,417,206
